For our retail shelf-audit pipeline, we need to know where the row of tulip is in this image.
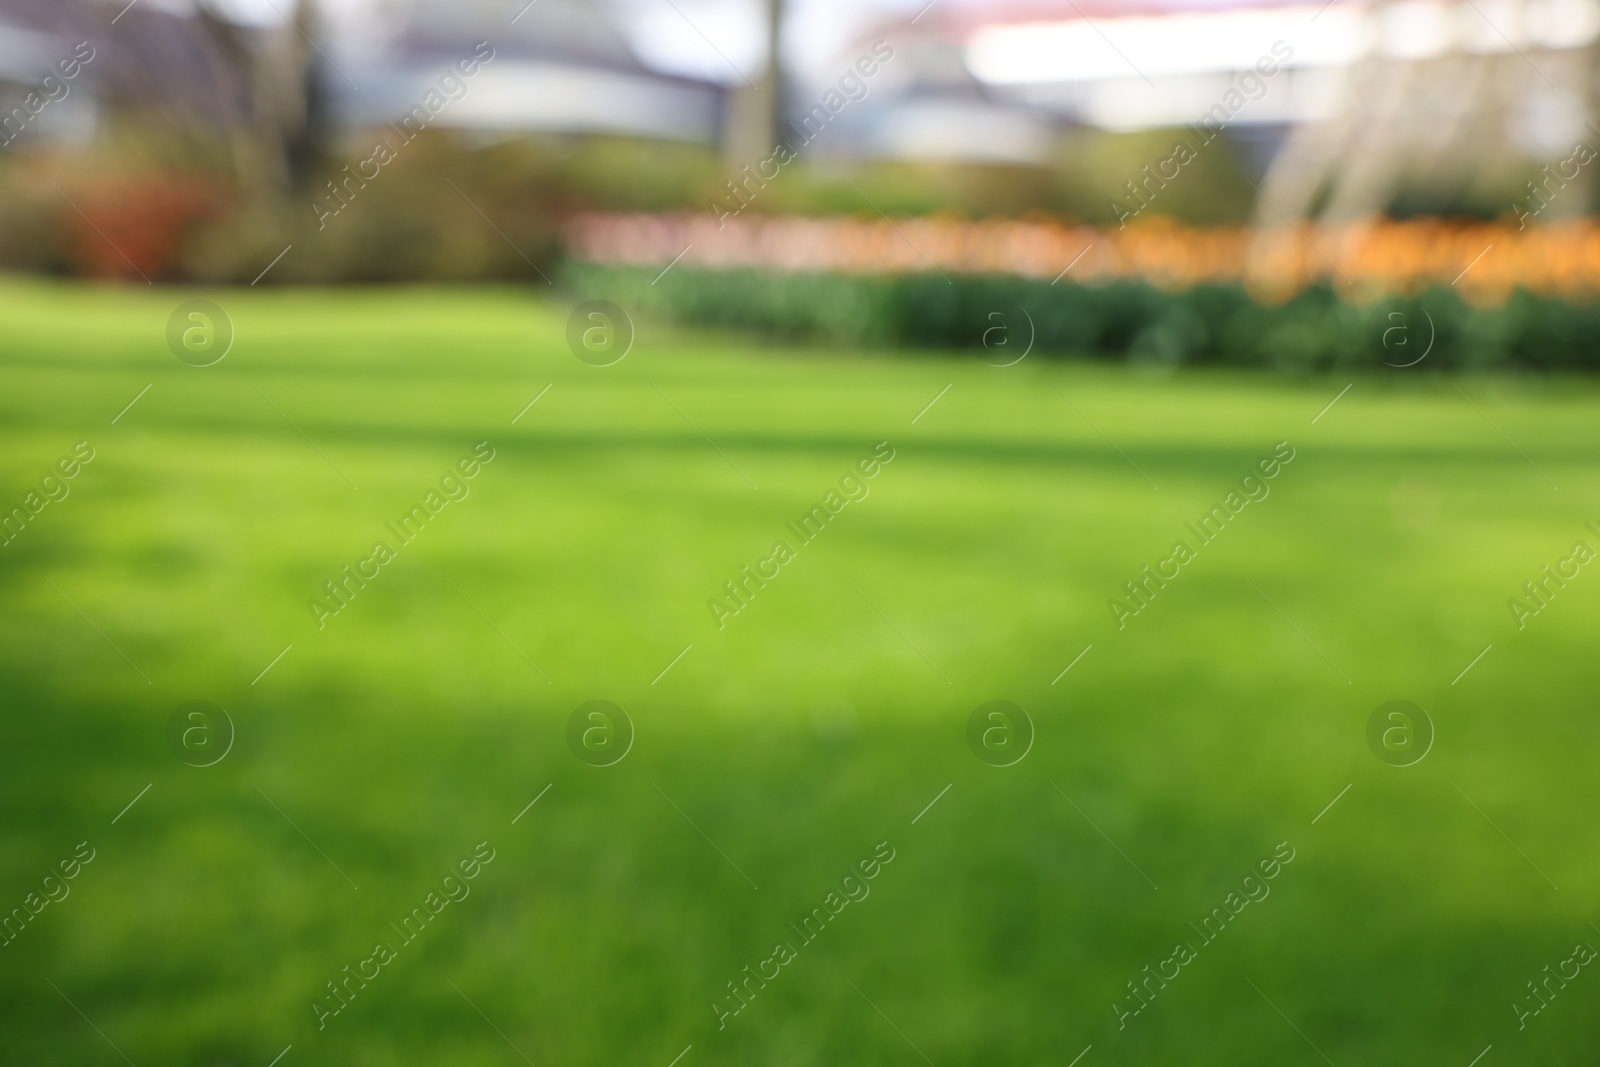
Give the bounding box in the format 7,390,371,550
562,212,1600,303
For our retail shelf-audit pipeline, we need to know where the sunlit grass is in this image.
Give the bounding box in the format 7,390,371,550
1,280,1597,1066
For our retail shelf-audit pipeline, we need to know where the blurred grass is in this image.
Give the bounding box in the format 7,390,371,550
1,278,1598,1066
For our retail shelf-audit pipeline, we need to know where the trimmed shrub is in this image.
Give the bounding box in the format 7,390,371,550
563,262,1600,372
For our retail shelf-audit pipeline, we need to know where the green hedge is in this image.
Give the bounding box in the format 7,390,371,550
563,262,1600,372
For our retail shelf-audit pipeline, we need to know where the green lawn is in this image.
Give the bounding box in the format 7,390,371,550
1,279,1597,1066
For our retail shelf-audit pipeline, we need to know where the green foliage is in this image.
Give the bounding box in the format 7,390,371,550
567,261,1600,372
0,127,1277,283
1050,127,1257,226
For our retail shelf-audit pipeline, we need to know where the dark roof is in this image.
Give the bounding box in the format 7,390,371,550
368,0,663,78
0,0,254,129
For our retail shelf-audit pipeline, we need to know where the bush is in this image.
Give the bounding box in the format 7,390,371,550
563,261,1600,372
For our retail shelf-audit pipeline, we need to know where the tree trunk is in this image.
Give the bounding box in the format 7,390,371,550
721,0,783,169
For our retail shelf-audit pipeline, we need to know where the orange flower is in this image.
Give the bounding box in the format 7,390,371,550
563,212,1600,302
